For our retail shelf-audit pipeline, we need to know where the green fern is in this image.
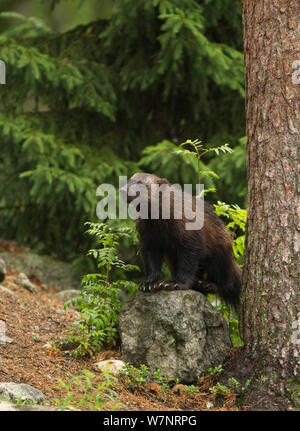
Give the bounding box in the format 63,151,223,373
139,140,215,191
63,222,139,357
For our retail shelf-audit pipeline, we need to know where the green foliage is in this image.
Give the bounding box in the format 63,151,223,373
102,0,244,99
119,363,184,394
32,333,41,342
228,377,240,390
53,369,121,411
214,201,247,261
63,223,139,357
0,1,245,262
139,139,214,190
212,299,243,347
14,397,39,406
206,365,223,376
140,138,235,196
85,222,139,277
120,364,150,385
180,138,233,192
0,11,53,37
209,378,240,397
120,364,173,393
210,136,247,207
209,382,230,396
119,364,156,392
183,385,199,394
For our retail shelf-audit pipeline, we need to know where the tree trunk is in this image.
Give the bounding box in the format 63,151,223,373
239,0,300,410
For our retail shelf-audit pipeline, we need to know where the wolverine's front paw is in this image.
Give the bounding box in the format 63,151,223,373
154,281,191,291
172,281,191,291
139,281,165,293
139,280,192,293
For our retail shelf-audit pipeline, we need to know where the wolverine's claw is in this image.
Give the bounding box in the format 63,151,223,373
140,280,191,293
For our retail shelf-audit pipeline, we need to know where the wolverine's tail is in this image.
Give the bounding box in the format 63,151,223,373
205,250,242,308
218,263,242,308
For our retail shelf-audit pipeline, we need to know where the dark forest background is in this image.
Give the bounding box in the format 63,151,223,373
0,0,246,273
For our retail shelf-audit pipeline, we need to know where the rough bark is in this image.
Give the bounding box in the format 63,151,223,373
239,0,300,410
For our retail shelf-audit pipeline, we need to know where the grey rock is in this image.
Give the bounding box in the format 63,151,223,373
0,334,13,344
0,250,80,291
119,290,232,383
0,401,56,411
42,342,53,350
0,258,6,283
14,273,37,294
0,319,13,344
54,289,80,302
0,401,16,411
18,404,56,411
0,382,45,404
94,360,126,376
0,285,15,296
0,320,10,345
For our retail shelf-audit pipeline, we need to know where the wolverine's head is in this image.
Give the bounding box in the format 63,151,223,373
120,173,169,203
119,173,203,229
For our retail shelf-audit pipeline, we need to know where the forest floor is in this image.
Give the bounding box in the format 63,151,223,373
0,241,243,411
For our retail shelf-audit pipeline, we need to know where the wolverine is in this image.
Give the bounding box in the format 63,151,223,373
120,173,241,307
